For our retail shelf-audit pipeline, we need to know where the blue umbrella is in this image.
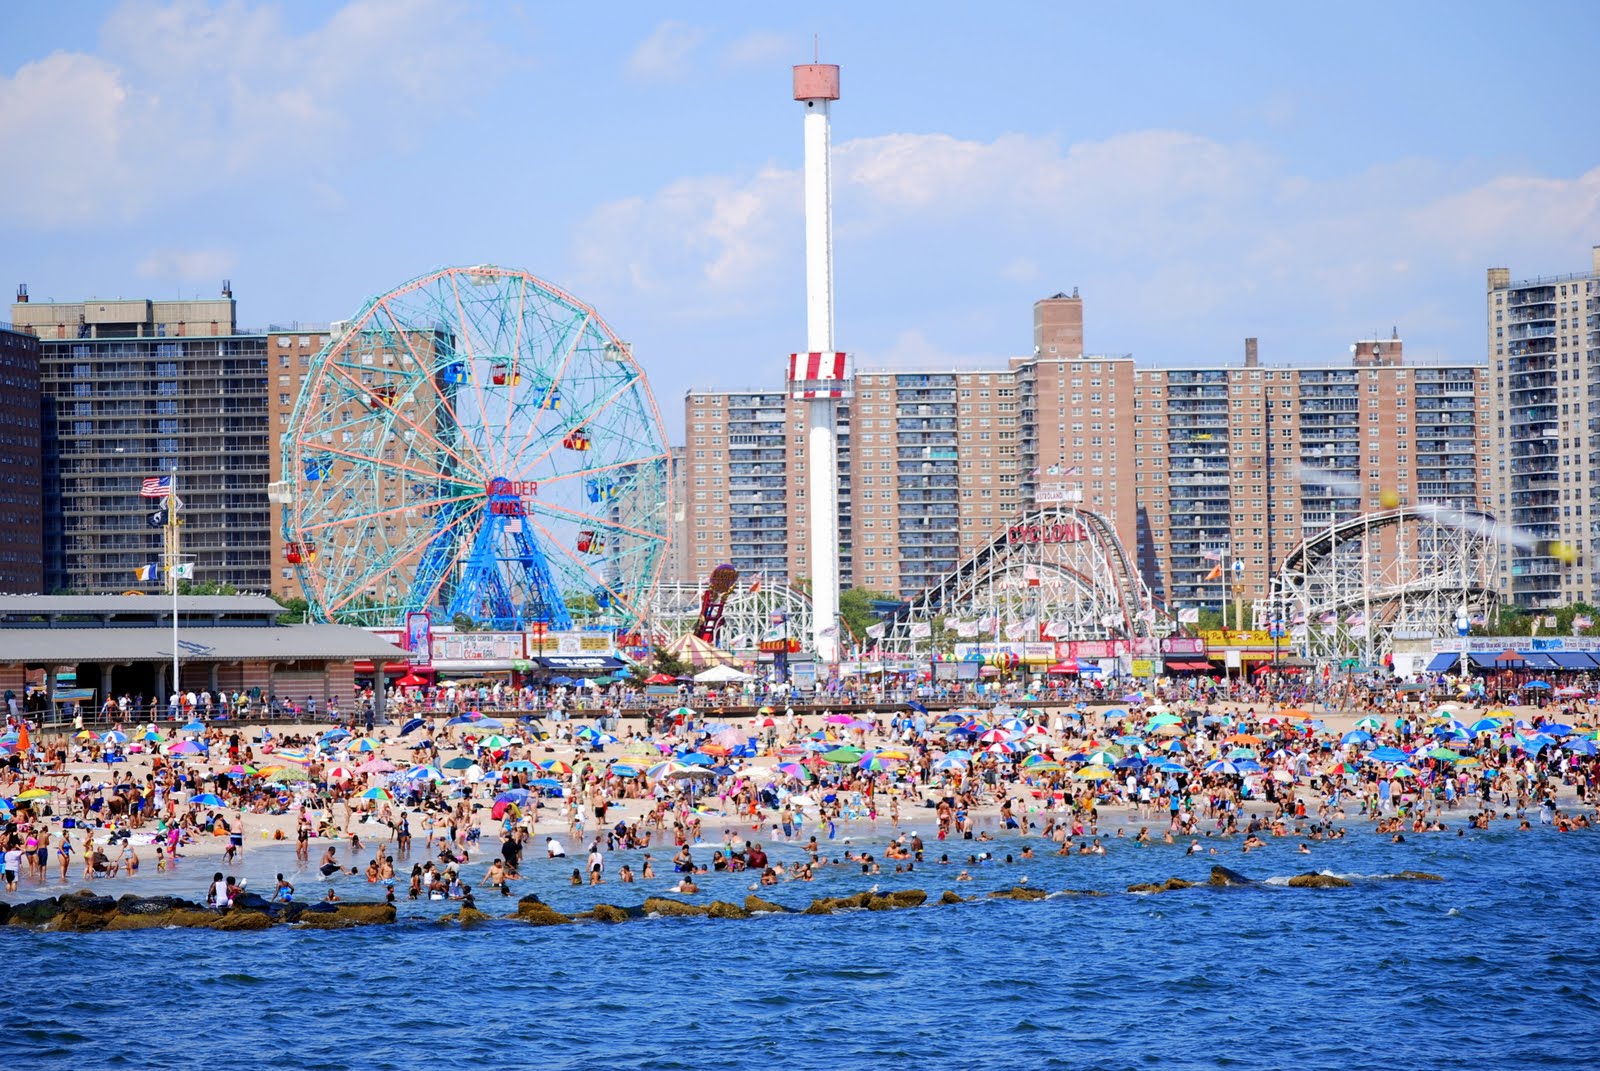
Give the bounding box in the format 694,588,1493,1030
1523,680,1552,689
550,676,575,686
906,700,929,714
1563,739,1598,756
189,792,226,806
1101,708,1129,720
444,714,481,726
1541,723,1574,737
529,777,562,789
181,721,206,732
399,718,426,735
494,789,532,805
1370,746,1409,763
1203,759,1241,775
1113,755,1148,769
1155,760,1189,774
677,752,714,765
322,728,350,740
1341,730,1372,745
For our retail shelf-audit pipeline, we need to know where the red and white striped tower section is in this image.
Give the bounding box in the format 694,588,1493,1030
789,60,850,667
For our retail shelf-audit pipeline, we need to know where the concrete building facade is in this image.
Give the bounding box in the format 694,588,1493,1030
10,286,272,595
0,320,43,592
1487,245,1600,608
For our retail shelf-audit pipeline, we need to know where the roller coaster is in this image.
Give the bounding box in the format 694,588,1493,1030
1258,506,1499,663
873,507,1158,653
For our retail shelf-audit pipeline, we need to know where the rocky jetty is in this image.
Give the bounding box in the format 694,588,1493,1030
0,890,397,931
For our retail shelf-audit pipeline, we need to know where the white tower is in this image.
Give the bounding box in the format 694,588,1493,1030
788,61,851,666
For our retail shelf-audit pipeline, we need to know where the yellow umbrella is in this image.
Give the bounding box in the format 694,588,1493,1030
1074,766,1115,780
14,788,52,801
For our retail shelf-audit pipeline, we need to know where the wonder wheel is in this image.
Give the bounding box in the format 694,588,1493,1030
277,265,672,630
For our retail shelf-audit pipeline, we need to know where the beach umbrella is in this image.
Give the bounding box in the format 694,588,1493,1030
775,762,812,780
1025,762,1065,774
1203,760,1242,776
1523,680,1552,690
350,738,380,753
189,792,226,806
609,764,640,778
322,728,351,740
273,749,312,764
404,764,445,782
1390,765,1419,778
1370,746,1409,763
494,789,532,805
669,707,698,719
101,730,128,744
224,764,259,777
1541,723,1574,737
1146,712,1182,729
326,766,353,781
859,753,898,772
1468,718,1503,734
1085,748,1120,765
480,735,513,749
445,714,481,726
1354,716,1383,731
355,758,396,774
1341,730,1372,746
1074,766,1115,780
180,720,206,732
398,718,426,736
1227,747,1258,759
441,756,474,770
933,755,968,771
934,713,967,725
358,786,395,801
14,788,52,802
822,746,864,764
1114,755,1148,770
1270,769,1295,783
1155,760,1189,774
1563,739,1599,756
1426,747,1463,762
540,760,572,774
983,741,1015,756
167,740,207,755
1101,708,1129,720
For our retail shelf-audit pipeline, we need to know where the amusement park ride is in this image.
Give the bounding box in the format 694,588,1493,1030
273,265,672,634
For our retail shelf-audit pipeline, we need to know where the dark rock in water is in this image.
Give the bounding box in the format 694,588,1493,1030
512,900,573,926
706,900,750,919
588,904,631,924
801,898,836,916
641,897,709,918
987,885,1049,901
451,906,494,926
0,901,9,925
1287,872,1353,889
1209,866,1256,887
875,889,926,910
7,899,62,926
1392,871,1444,882
1059,888,1107,897
743,895,788,914
280,902,308,923
303,902,338,914
61,893,120,915
229,893,277,914
1127,878,1196,894
209,910,274,931
117,895,203,916
294,902,396,929
937,890,969,905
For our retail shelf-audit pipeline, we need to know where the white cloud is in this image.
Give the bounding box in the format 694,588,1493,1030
723,31,791,70
576,125,1600,359
0,0,500,228
626,21,704,81
136,247,236,280
861,329,993,371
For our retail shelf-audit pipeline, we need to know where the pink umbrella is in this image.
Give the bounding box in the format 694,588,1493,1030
824,714,855,725
356,758,398,774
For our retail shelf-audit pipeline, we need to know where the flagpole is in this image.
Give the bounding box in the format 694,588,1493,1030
169,465,179,704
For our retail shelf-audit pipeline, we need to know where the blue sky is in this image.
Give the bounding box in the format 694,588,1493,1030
4,1,1597,440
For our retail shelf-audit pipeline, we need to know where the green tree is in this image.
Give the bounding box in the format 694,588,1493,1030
275,596,312,623
451,613,478,633
840,587,896,643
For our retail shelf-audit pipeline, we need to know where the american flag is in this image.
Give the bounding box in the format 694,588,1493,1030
140,475,172,498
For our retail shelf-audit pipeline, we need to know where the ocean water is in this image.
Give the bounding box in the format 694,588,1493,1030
4,821,1598,1071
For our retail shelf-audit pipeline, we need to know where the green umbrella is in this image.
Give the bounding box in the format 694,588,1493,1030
1426,747,1463,762
441,756,474,770
822,746,864,764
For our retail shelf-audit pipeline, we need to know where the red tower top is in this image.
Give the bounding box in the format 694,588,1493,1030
792,64,840,101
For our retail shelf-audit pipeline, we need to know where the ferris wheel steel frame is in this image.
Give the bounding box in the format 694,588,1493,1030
277,265,673,632
876,507,1156,654
1260,506,1499,664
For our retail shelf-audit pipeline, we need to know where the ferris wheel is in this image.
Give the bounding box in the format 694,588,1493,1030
277,265,672,632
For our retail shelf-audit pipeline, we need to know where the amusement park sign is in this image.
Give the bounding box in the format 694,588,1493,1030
1007,522,1088,545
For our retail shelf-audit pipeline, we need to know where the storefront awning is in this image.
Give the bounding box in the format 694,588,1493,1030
1547,652,1600,670
1466,651,1558,670
534,655,627,673
1425,653,1462,673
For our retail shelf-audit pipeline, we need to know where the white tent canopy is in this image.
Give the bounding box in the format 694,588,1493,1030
693,664,753,683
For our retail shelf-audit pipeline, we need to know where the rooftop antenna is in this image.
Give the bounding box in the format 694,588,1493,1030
814,33,819,63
